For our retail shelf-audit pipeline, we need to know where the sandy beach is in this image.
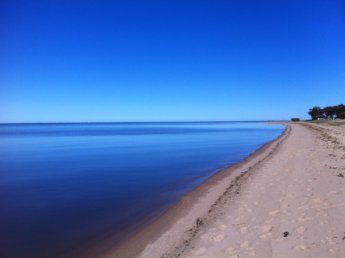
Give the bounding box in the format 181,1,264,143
108,122,345,258
5,1,345,257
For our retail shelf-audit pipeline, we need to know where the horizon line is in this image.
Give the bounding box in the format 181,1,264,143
0,120,290,125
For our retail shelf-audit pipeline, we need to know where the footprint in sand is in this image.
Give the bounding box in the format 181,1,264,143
320,219,329,225
240,240,252,249
260,233,273,239
202,232,225,242
212,233,225,242
226,247,235,253
227,248,242,258
326,228,335,234
258,225,273,234
268,209,280,216
281,203,290,210
209,227,217,232
296,226,306,234
327,190,337,196
297,217,313,223
191,247,206,255
240,226,248,234
200,233,209,241
257,225,273,239
218,224,227,231
293,245,308,251
325,237,337,245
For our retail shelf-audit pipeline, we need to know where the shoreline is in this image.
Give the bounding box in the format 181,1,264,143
172,122,345,258
95,123,290,258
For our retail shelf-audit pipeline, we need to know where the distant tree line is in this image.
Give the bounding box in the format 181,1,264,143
308,104,345,120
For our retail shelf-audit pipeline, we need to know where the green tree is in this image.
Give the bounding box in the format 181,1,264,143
323,106,336,119
308,106,323,120
339,111,345,119
335,104,345,119
308,104,345,120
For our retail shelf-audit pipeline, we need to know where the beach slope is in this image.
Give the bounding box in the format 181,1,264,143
174,123,345,258
111,123,345,258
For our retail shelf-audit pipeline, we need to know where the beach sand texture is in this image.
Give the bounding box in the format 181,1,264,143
110,123,345,258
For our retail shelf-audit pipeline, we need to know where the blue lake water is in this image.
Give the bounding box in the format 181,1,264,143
0,122,284,257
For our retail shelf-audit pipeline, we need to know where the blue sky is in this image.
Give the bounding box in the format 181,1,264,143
2,0,345,122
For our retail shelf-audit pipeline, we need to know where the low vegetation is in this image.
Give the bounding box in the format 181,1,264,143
291,118,300,122
308,120,345,126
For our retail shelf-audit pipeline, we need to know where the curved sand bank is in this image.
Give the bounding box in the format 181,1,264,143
178,123,345,258
102,124,289,258
108,122,345,258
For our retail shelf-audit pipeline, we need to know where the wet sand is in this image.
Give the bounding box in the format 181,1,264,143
107,122,345,258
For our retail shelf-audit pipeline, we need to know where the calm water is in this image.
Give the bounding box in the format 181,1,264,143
0,122,284,257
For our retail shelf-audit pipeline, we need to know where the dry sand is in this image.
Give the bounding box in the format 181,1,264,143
109,122,345,258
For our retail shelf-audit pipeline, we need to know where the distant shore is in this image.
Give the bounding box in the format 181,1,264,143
96,123,289,258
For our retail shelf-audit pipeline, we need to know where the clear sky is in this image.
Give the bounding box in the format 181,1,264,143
2,0,345,123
